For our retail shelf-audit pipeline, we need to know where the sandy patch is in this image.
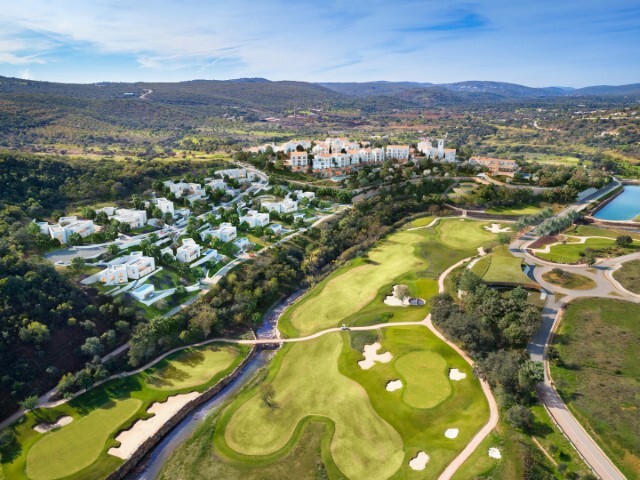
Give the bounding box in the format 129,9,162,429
108,392,200,459
449,368,467,381
384,284,410,307
409,451,430,470
444,428,459,439
358,342,393,370
386,380,403,392
33,416,73,433
488,447,502,459
484,223,511,233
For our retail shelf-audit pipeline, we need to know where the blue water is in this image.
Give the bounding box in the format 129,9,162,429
594,186,640,221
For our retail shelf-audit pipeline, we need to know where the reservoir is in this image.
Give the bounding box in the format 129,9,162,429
593,186,640,221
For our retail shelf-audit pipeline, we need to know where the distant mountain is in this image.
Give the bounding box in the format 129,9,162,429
319,81,433,97
569,83,640,96
439,81,568,98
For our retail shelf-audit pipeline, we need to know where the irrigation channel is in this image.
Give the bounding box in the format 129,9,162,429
125,291,304,479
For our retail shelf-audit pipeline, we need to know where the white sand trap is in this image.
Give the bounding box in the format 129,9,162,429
409,451,430,470
449,368,467,381
384,284,410,306
488,447,502,459
108,392,199,459
33,416,73,433
386,379,403,392
484,223,511,233
358,342,393,370
444,428,459,439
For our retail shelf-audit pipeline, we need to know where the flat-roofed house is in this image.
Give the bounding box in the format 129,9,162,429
98,265,128,285
286,151,308,171
155,198,175,216
469,156,518,177
386,145,410,161
240,210,270,228
176,238,201,263
124,251,155,279
111,209,147,229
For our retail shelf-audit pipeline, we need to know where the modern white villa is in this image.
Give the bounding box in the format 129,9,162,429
98,264,128,285
111,208,148,229
240,210,270,228
38,216,95,244
155,197,175,217
97,251,155,285
176,238,201,263
261,199,298,214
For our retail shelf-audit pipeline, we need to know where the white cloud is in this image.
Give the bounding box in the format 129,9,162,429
21,68,31,79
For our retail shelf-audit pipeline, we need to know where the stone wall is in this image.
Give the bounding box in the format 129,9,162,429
105,345,258,480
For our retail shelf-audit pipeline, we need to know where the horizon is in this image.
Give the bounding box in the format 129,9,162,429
1,1,639,87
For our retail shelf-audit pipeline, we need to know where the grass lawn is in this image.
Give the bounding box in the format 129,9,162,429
541,270,596,290
1,344,250,480
214,326,489,480
536,237,616,263
485,204,545,215
613,259,640,294
567,225,640,241
401,215,435,229
551,298,640,479
395,351,451,409
471,245,533,285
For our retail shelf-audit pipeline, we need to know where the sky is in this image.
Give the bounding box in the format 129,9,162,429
0,0,639,87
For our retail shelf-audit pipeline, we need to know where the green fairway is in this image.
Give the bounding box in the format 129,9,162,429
222,334,405,480
395,351,451,409
541,270,596,290
485,204,544,215
551,298,640,479
26,399,142,480
2,343,249,480
613,259,640,294
471,245,533,285
143,345,241,391
437,219,496,250
536,237,616,263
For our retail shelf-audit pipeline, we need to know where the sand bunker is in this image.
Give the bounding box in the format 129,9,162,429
484,223,511,233
108,392,199,459
383,285,424,307
386,380,403,392
358,342,393,370
33,416,73,433
449,368,467,381
409,451,430,470
444,428,459,439
488,447,502,459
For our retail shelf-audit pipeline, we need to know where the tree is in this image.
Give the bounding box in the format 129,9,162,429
70,256,86,273
506,405,534,431
616,235,632,247
0,428,15,449
458,270,482,294
18,321,50,344
67,232,83,246
497,232,512,245
80,337,104,357
19,395,43,420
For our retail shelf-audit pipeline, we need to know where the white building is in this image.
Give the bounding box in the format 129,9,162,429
240,210,270,228
98,265,128,285
176,238,201,263
164,180,190,198
160,246,175,259
216,168,256,182
285,151,308,171
124,251,155,279
233,237,251,251
418,139,457,163
155,198,175,217
111,209,148,229
212,222,237,242
269,224,283,235
385,145,410,161
47,216,95,244
130,284,155,301
206,179,227,191
293,190,315,201
262,199,298,214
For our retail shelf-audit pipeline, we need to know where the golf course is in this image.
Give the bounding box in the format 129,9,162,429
160,218,501,479
471,245,533,285
1,343,250,480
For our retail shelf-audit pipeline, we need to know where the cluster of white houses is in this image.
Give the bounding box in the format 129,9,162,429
36,216,96,244
246,137,456,177
98,251,156,286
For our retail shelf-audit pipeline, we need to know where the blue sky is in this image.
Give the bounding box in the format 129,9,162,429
0,0,639,87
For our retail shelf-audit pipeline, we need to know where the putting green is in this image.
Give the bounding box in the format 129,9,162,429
223,334,404,480
287,232,423,336
26,398,142,480
143,345,240,391
395,351,451,409
471,245,532,285
437,220,496,250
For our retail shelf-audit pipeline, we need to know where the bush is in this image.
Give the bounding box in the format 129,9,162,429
506,404,534,431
